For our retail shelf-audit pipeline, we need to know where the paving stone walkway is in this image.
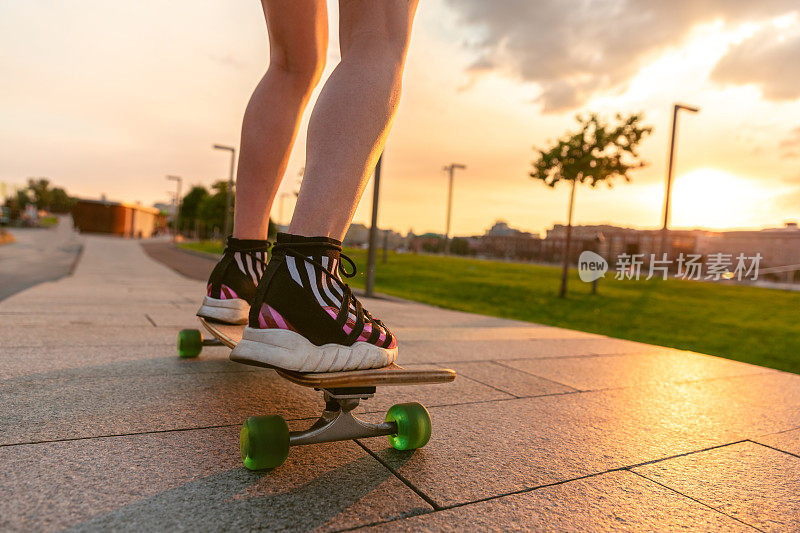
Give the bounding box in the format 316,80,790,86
1,235,799,532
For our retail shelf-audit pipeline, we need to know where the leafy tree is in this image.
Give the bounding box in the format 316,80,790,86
197,181,233,236
420,236,446,253
16,189,32,209
189,182,277,239
3,179,75,221
178,185,209,232
50,187,75,212
27,178,53,210
449,237,470,256
3,189,32,220
530,113,652,297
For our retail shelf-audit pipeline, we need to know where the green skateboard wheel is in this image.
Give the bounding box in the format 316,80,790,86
177,329,202,358
240,415,290,470
386,402,432,451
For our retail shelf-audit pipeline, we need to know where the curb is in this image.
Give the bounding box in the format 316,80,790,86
67,243,85,275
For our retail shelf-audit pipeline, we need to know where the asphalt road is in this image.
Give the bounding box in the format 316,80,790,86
0,216,83,302
140,240,216,282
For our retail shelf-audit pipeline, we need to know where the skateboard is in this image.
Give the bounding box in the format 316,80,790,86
177,318,456,470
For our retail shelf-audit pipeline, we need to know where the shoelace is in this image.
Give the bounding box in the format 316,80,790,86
225,241,272,270
272,241,389,344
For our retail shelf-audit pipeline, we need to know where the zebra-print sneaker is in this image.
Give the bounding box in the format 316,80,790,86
197,237,270,325
229,232,397,372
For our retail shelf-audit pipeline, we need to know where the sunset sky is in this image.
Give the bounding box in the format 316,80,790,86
2,0,799,236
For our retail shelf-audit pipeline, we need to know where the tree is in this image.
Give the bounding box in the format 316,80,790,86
3,189,32,220
178,186,209,233
449,237,470,256
190,182,278,239
530,113,652,297
27,178,52,210
50,187,76,212
197,181,232,236
3,179,75,221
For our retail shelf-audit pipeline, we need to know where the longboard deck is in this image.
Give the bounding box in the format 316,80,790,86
198,317,456,388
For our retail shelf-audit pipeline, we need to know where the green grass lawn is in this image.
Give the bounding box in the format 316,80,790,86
179,241,800,373
179,240,226,256
39,215,58,227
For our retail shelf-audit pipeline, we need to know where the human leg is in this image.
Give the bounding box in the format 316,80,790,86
233,0,328,239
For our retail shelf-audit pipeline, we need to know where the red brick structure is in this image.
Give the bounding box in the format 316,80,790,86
72,198,166,238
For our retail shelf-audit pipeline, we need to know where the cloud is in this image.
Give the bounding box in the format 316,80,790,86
712,26,800,101
779,127,800,158
445,0,799,112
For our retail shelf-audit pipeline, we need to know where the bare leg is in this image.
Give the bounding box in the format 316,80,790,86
232,0,328,239
289,0,419,240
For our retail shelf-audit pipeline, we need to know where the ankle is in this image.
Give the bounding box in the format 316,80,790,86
226,236,271,251
231,230,270,241
275,232,341,246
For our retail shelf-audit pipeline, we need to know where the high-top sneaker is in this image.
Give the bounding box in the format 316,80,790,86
229,233,397,372
197,237,270,324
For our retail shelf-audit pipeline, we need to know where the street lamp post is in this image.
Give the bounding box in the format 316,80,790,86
365,154,383,298
661,103,699,258
443,163,466,254
166,175,182,242
213,144,236,237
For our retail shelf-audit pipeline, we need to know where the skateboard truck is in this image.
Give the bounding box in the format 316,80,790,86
289,387,397,446
183,318,456,470
239,386,434,470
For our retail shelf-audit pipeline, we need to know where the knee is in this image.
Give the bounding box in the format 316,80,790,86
269,46,326,94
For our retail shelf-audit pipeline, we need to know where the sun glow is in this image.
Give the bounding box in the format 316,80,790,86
668,168,776,229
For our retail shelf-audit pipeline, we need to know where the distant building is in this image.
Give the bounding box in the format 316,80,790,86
544,224,712,265
407,232,445,253
697,222,800,271
483,221,510,236
403,221,541,258
542,222,800,280
72,198,166,238
343,223,370,247
344,217,800,281
343,223,405,249
477,220,540,259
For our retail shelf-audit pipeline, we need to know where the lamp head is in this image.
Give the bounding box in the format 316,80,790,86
676,104,700,113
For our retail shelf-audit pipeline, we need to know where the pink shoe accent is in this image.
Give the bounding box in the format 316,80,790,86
256,304,296,332
207,284,238,300
257,310,268,329
323,306,396,347
222,285,238,300
356,323,372,342
269,306,289,330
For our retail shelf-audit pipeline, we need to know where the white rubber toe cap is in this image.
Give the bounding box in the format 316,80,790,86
230,327,397,372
